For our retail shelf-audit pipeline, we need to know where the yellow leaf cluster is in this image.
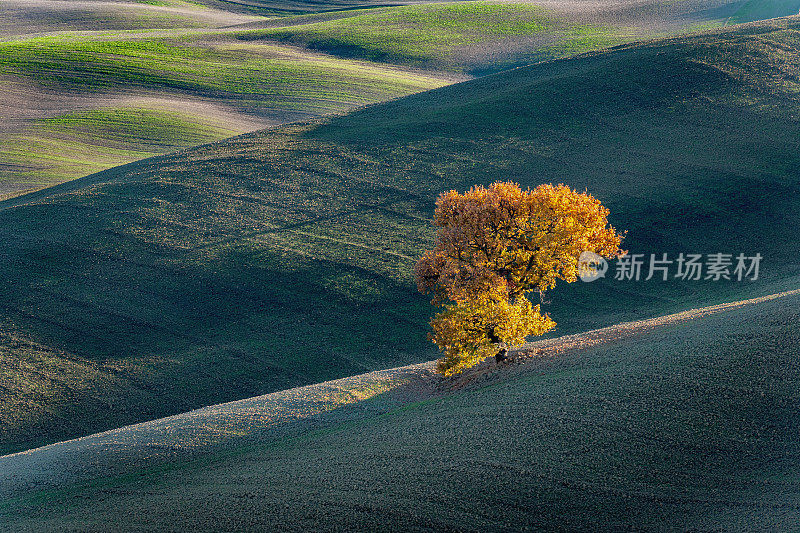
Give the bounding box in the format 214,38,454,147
416,181,624,375
431,289,555,376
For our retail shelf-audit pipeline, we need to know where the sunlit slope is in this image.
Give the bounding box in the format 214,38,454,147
237,2,635,72
0,0,262,38
0,33,451,198
1,17,799,454
5,0,794,197
235,0,800,72
3,291,799,530
4,0,795,196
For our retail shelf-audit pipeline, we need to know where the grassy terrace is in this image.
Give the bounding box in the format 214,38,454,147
0,18,798,454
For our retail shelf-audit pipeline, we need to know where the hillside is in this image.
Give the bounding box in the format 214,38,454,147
4,0,790,196
0,0,261,37
1,16,799,455
0,30,453,198
2,290,799,530
235,0,762,73
235,2,637,72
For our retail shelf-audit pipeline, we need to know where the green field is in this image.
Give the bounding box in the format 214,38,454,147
234,0,798,72
0,17,798,454
237,2,634,71
2,0,775,197
0,35,448,97
3,290,798,530
34,107,238,149
0,0,261,37
728,0,800,23
0,33,452,195
0,106,242,197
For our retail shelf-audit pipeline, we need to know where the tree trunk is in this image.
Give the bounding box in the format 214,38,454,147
495,346,508,363
488,326,508,363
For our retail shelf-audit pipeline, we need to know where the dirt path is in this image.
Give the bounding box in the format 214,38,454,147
1,288,798,501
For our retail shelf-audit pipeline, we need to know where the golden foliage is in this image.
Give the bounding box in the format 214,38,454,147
431,289,555,376
416,181,623,375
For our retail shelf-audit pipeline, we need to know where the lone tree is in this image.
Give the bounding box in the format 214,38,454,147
415,181,623,376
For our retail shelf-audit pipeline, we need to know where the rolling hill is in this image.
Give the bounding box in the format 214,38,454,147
0,30,454,198
2,290,799,530
0,0,261,38
234,0,757,73
0,16,798,455
4,0,793,197
234,2,637,72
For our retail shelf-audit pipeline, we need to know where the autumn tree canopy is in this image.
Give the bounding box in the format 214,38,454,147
415,181,624,376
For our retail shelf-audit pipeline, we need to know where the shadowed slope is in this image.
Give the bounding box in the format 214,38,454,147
0,17,799,454
2,290,799,530
728,0,800,23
